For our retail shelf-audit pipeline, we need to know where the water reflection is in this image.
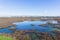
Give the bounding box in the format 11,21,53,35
0,20,59,34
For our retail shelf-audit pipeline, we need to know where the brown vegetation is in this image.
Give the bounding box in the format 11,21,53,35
12,30,60,40
0,17,60,28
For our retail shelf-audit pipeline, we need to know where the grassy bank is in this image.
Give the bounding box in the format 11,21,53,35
0,35,13,40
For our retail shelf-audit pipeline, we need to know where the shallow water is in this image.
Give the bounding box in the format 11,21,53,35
13,21,54,32
0,21,59,34
0,28,13,34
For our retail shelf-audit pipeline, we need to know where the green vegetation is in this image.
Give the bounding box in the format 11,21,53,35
53,28,60,31
0,35,13,40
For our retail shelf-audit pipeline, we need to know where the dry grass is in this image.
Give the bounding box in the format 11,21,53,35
0,17,60,28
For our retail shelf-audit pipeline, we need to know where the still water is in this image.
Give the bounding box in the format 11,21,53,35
0,20,59,34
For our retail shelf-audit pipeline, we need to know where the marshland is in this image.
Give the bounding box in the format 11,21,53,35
0,16,60,40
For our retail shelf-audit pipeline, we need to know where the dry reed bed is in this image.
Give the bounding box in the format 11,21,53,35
0,17,60,28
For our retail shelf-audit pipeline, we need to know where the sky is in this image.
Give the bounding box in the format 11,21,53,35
0,0,60,17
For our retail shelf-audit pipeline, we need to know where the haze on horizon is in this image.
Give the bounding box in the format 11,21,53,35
0,0,60,17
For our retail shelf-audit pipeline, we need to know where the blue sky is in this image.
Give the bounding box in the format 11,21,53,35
0,0,60,17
